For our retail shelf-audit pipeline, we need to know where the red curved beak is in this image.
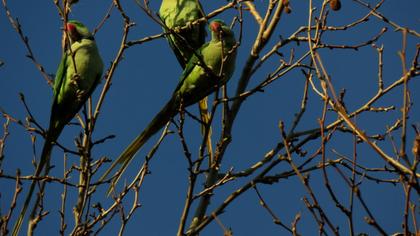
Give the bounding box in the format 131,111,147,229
210,22,221,33
66,23,76,33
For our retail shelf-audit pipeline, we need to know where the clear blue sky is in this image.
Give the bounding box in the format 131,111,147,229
1,1,419,235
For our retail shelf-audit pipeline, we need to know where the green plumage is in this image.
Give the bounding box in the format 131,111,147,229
12,20,103,236
100,20,237,194
159,0,206,68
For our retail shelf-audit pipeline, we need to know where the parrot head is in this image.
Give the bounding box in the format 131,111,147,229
209,19,234,42
66,20,93,43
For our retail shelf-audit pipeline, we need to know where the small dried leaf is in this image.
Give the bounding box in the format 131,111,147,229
284,0,292,14
330,0,341,11
412,135,420,157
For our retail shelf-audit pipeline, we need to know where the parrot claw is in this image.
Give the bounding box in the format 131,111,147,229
75,89,87,101
185,21,193,30
70,73,81,86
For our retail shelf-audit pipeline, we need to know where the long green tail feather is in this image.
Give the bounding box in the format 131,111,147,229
12,136,54,236
99,97,178,195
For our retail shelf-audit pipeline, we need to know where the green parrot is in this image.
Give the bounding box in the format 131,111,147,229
159,0,206,69
100,19,237,193
12,20,103,236
159,0,212,155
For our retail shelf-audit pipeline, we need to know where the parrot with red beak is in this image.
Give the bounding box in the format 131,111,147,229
13,20,103,236
100,19,237,194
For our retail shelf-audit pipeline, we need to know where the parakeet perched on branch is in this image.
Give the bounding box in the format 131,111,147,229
13,20,103,236
160,0,214,158
159,0,206,69
100,19,237,194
